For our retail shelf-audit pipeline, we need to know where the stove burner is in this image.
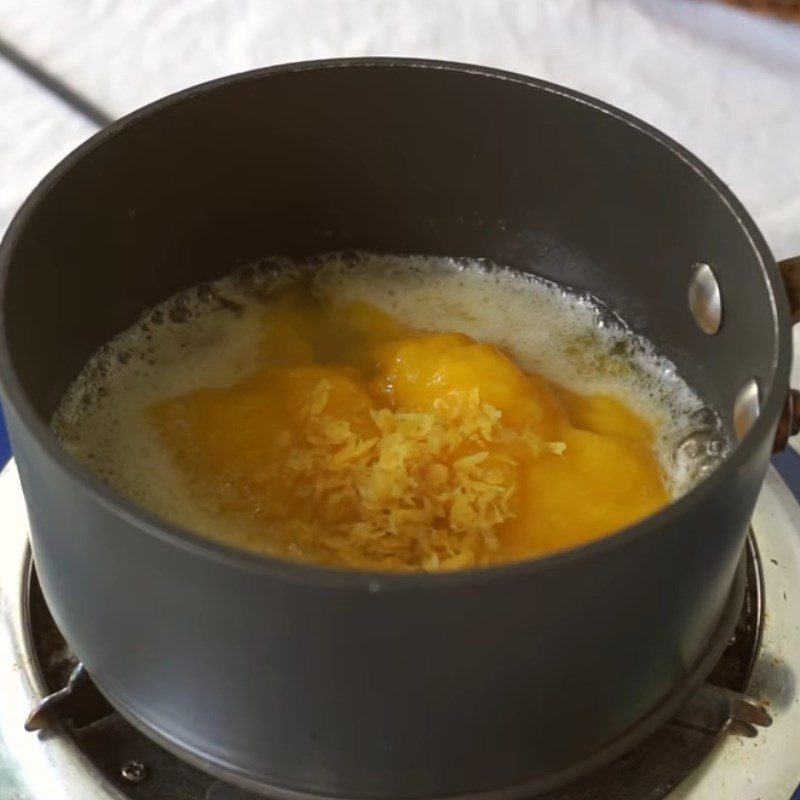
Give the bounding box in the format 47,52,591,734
22,537,769,800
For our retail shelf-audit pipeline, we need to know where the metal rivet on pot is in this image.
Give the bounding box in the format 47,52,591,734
120,760,147,784
733,379,760,441
689,263,722,334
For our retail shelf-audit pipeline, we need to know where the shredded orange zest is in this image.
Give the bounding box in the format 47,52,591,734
281,383,535,571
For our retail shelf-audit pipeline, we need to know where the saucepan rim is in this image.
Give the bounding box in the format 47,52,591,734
0,57,791,589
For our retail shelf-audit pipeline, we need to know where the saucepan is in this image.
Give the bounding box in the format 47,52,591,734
1,59,798,798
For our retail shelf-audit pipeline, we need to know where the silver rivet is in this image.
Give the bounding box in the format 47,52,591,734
689,263,722,335
733,379,760,441
120,760,147,784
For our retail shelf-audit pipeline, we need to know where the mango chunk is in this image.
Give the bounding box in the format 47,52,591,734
513,428,668,554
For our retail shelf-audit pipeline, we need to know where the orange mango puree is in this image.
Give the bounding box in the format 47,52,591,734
150,292,669,571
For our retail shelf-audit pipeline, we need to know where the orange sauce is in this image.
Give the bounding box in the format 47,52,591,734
150,291,668,571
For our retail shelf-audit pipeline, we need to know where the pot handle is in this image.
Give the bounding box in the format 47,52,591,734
773,257,800,451
779,256,800,326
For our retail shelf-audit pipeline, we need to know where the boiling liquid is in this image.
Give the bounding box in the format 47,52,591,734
52,254,728,571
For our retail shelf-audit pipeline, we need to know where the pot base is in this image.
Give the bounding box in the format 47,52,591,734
27,544,751,800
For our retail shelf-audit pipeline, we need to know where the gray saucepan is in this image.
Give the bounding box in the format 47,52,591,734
1,59,799,799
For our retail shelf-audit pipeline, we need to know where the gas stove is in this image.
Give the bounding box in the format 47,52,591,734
1,460,799,800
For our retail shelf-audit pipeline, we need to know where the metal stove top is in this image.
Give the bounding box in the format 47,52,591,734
2,462,800,800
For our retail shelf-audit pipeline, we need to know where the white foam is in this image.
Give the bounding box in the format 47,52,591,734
51,253,729,536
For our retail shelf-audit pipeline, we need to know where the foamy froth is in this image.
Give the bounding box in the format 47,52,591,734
52,253,729,536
